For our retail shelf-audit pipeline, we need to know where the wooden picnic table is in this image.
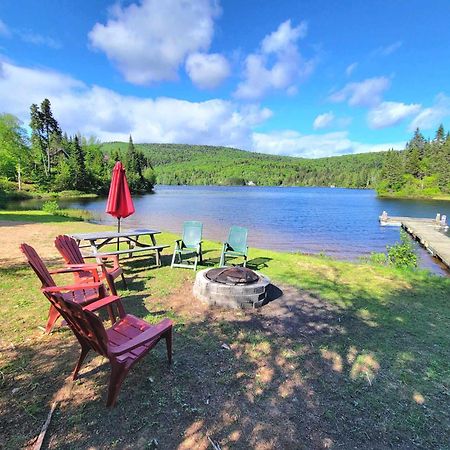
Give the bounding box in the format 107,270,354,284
70,228,170,267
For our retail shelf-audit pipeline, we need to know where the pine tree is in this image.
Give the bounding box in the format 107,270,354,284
29,99,62,177
71,135,87,191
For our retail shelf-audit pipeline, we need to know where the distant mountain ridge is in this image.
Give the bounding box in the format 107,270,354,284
101,142,387,188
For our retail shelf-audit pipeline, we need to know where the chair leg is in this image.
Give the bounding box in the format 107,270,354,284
107,362,128,407
72,344,90,380
193,253,198,271
45,305,60,334
219,252,225,267
171,249,177,268
165,327,173,365
199,243,203,263
120,273,127,289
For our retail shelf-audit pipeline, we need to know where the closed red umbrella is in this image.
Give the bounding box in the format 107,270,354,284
106,161,135,234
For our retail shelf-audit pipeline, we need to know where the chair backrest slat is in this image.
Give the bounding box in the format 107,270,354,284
182,221,202,247
55,235,85,265
47,292,109,356
20,243,56,287
228,226,248,253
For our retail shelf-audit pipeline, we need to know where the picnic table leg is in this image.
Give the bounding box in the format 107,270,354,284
89,240,98,257
149,234,161,267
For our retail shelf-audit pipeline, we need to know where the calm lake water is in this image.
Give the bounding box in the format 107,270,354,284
6,186,450,274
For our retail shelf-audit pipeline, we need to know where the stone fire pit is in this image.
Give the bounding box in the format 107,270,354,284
193,266,270,309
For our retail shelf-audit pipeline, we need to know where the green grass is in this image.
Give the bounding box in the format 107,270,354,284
0,213,449,449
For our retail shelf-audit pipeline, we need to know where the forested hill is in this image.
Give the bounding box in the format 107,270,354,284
101,142,387,188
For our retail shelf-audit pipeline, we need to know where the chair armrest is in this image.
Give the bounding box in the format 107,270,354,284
42,281,104,293
50,265,100,281
83,295,122,312
65,263,102,270
110,318,173,355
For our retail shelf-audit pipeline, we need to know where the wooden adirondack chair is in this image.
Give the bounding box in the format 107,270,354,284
41,288,173,407
219,226,249,267
20,243,124,333
54,235,126,294
171,221,203,270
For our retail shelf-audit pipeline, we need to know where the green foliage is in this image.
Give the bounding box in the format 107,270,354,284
0,114,30,183
41,200,60,215
124,135,155,193
102,142,387,188
387,231,418,269
377,125,450,198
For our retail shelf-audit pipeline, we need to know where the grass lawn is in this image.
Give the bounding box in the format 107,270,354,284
0,211,449,449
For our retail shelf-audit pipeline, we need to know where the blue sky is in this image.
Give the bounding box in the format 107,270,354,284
0,0,449,158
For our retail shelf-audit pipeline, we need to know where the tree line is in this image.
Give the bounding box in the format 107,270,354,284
378,125,450,197
1,99,449,198
0,99,155,196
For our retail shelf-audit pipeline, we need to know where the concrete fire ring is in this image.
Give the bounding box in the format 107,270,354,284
193,268,271,309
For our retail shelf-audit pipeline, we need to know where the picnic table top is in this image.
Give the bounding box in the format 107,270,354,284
71,228,161,241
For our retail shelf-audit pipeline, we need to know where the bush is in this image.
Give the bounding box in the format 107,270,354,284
387,230,418,269
42,200,60,215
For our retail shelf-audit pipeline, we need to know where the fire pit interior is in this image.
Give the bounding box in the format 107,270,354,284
193,266,270,309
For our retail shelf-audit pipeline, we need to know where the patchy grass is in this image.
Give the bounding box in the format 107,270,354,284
0,216,449,449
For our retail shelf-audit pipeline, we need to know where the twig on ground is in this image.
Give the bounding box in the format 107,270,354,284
33,401,57,450
208,435,222,450
33,375,74,450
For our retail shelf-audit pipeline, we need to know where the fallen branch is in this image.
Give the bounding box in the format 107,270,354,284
33,401,57,450
208,436,222,450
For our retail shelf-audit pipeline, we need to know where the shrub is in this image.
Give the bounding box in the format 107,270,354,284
42,200,60,215
387,230,418,269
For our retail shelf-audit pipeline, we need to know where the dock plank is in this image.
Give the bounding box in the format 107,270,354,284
379,215,450,270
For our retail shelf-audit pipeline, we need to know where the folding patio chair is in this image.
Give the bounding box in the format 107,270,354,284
171,221,203,270
219,226,248,267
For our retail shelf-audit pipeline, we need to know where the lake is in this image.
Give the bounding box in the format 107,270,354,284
6,186,450,274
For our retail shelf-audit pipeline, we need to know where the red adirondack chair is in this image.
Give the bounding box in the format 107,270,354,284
54,235,126,294
42,287,173,407
20,243,124,333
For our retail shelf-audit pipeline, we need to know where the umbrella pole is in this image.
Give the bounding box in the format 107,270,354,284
117,218,121,251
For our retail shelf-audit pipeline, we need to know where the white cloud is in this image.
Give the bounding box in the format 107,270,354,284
252,130,404,158
313,112,335,130
367,101,421,129
235,19,315,99
345,62,358,76
372,40,403,57
409,93,450,131
19,32,61,49
329,76,390,107
0,19,10,37
0,60,271,149
89,0,220,85
185,52,230,89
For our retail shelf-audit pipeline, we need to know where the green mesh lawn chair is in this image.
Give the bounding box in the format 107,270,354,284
171,221,203,270
220,226,248,267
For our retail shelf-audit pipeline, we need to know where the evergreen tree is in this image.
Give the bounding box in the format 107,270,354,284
29,99,62,177
380,149,404,191
70,135,87,191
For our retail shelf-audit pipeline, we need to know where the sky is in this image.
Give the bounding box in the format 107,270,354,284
0,0,450,158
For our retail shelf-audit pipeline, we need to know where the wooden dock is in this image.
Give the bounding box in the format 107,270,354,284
379,214,450,270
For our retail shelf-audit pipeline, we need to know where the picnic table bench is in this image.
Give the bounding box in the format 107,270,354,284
71,229,170,267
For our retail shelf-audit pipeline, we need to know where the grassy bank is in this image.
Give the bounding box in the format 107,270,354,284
0,212,449,449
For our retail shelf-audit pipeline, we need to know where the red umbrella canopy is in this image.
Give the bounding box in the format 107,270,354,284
106,161,135,220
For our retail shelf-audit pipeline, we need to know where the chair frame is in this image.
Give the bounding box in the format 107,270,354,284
42,288,173,407
171,221,203,270
20,243,123,333
219,226,249,267
55,235,127,295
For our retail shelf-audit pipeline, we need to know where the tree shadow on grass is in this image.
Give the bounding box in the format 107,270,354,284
2,271,449,449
